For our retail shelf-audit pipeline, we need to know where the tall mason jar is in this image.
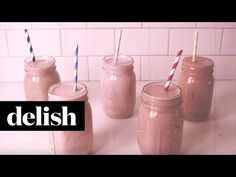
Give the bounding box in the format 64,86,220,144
101,55,136,119
178,56,214,122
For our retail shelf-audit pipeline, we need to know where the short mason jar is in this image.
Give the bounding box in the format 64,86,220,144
138,82,184,154
48,82,93,154
24,56,61,101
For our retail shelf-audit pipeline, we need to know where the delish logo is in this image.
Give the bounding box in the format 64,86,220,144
0,101,85,131
7,106,77,126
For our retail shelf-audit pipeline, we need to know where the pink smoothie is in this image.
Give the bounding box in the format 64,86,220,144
101,55,136,118
138,82,184,154
24,56,61,101
48,82,93,154
178,56,214,122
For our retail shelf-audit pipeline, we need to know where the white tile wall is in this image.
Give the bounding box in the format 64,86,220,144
0,57,25,81
215,56,236,80
0,22,235,82
221,29,236,55
143,22,196,28
117,29,169,55
141,56,182,81
87,22,141,28
169,29,222,55
56,56,89,81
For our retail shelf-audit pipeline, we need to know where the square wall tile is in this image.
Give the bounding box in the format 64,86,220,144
88,56,103,81
59,22,86,29
141,56,183,81
87,22,141,28
29,30,61,56
143,22,196,28
0,22,31,30
61,29,87,56
86,29,114,55
61,29,114,56
31,22,60,29
169,29,222,55
0,57,25,81
7,30,61,56
197,22,236,28
215,23,236,28
56,57,88,81
215,56,236,80
117,29,168,55
221,29,236,55
0,31,8,56
197,23,216,28
7,30,29,56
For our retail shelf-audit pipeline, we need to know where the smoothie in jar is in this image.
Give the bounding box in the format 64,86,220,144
138,82,184,154
24,56,61,101
48,82,93,154
178,56,214,122
101,55,136,119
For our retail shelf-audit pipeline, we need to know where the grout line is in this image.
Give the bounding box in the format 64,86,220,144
219,29,224,55
167,28,170,55
87,56,90,81
138,56,141,81
114,29,116,54
140,56,143,80
59,29,63,56
4,30,10,57
3,54,236,59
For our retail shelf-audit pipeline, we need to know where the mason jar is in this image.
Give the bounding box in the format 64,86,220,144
101,55,136,119
24,56,61,101
138,82,184,154
48,82,93,154
178,56,214,122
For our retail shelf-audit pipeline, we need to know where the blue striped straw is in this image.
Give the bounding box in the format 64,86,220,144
24,29,36,63
73,44,79,91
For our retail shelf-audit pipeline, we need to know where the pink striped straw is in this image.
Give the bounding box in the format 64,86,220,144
164,49,183,91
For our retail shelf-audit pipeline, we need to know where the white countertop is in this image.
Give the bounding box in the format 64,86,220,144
0,81,235,154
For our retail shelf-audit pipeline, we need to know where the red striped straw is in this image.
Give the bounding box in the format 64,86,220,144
164,49,183,91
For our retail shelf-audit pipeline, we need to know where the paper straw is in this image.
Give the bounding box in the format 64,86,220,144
192,31,198,62
114,29,122,64
24,29,36,63
73,44,79,91
164,49,183,91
